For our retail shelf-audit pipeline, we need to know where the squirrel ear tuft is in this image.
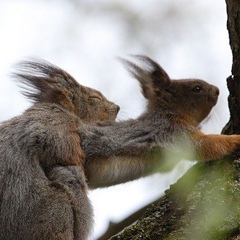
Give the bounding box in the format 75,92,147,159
135,55,170,90
13,59,78,112
119,55,170,99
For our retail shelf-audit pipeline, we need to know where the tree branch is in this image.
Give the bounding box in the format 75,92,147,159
96,198,163,240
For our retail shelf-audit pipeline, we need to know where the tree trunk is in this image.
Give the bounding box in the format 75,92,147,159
222,0,240,135
110,1,240,239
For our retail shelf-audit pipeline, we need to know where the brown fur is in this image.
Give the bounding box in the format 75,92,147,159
16,60,119,123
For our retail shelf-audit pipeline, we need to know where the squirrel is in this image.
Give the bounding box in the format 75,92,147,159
82,55,240,188
1,56,240,239
0,60,120,240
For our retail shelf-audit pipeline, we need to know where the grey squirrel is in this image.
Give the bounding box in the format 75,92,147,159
0,56,240,239
0,60,119,240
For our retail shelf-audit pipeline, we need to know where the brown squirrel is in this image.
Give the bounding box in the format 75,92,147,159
83,56,240,188
1,56,240,239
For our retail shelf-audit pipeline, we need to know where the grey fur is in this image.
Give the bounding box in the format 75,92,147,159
0,60,120,240
0,104,93,240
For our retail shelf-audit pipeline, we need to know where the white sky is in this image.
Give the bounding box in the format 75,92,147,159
0,1,232,239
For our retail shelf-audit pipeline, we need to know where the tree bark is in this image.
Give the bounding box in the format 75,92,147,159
111,160,240,240
110,1,240,239
222,0,240,135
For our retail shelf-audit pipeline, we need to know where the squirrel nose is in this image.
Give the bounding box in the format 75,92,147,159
212,86,219,96
215,87,219,96
116,105,120,114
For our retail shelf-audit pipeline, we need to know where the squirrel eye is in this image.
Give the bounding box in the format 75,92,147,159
192,86,202,93
89,96,102,102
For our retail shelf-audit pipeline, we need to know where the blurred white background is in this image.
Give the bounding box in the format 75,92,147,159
0,0,232,239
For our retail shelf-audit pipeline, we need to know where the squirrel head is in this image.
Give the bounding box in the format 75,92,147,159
15,60,120,123
123,55,219,127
